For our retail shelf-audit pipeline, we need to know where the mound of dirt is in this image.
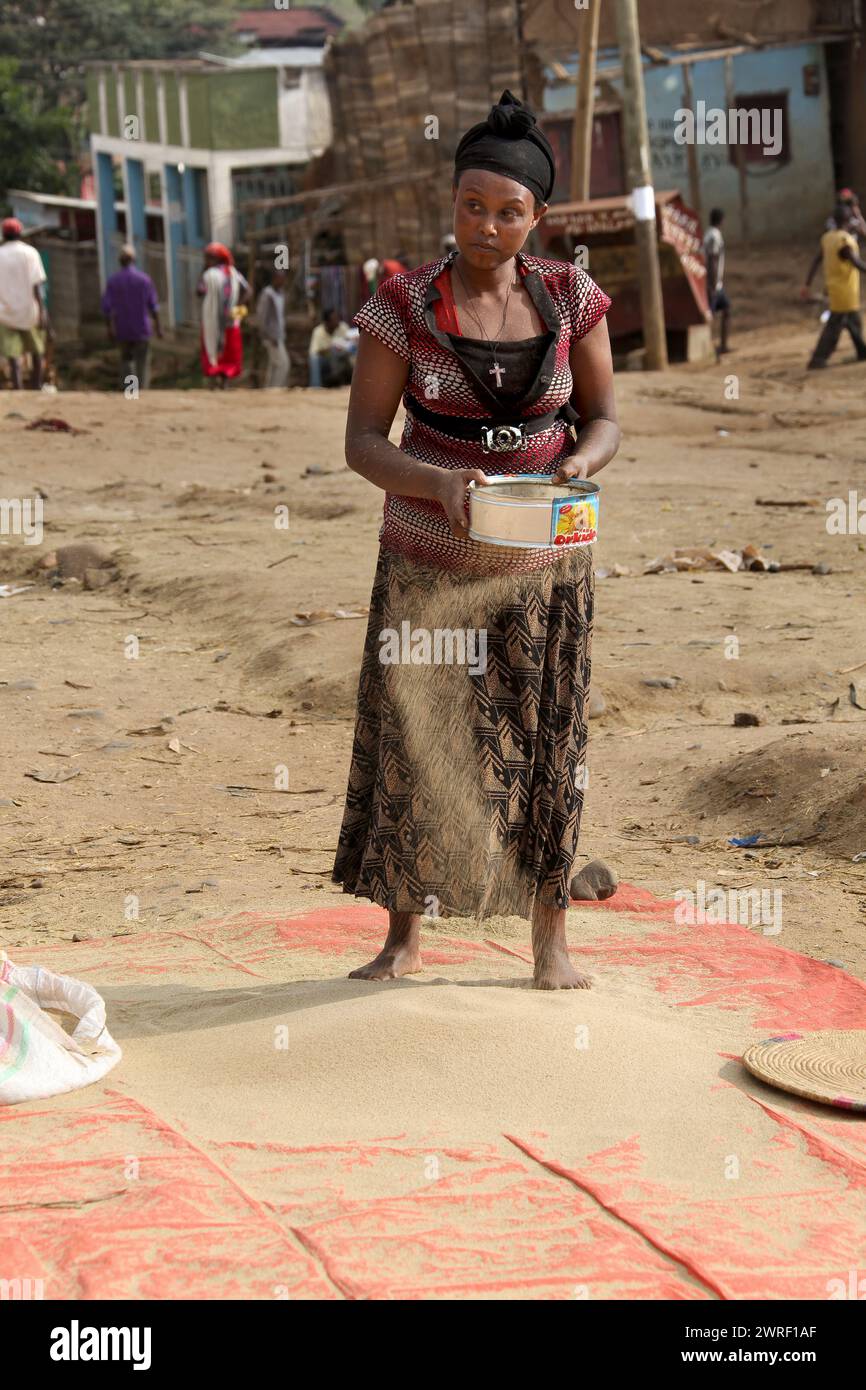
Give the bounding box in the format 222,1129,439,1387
174,484,259,512
683,732,866,857
290,498,361,521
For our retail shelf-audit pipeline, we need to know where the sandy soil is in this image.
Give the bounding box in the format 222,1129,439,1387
1,252,865,980
5,242,866,1307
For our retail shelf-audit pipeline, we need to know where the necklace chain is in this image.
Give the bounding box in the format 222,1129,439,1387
452,256,517,381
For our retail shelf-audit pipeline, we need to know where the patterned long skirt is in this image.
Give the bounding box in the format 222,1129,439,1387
332,543,594,921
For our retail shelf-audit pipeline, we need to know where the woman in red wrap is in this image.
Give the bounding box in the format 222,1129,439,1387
197,242,250,386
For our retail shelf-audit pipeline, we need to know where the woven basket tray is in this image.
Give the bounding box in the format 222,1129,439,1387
742,1030,866,1111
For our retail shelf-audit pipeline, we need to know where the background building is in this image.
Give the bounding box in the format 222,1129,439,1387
539,35,839,242
86,48,333,328
32,0,866,352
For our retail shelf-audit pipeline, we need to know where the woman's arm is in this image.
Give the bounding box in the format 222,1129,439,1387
556,317,621,482
345,331,490,538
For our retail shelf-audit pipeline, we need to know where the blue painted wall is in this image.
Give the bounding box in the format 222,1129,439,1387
124,157,148,249
95,152,118,280
546,44,835,242
163,164,185,326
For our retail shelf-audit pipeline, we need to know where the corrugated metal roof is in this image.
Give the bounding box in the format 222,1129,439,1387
232,6,343,43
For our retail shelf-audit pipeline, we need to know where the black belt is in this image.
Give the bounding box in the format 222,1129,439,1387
404,392,579,453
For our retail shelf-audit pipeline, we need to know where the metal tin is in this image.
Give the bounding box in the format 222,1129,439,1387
467,475,600,550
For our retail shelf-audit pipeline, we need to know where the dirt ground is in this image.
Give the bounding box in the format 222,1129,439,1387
1,248,865,979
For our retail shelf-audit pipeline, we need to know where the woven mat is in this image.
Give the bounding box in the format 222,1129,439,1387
742,1030,866,1111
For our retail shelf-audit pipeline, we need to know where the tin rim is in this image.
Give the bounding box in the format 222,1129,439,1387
475,478,603,494
470,477,600,510
469,475,600,500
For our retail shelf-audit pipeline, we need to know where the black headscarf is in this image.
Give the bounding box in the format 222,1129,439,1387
453,89,556,206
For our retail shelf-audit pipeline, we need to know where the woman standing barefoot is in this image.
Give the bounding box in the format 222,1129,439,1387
332,91,620,989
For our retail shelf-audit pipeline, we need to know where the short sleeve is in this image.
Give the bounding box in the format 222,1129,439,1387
567,265,611,344
353,274,411,362
29,247,47,288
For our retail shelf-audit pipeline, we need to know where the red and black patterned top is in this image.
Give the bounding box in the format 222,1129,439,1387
353,247,611,575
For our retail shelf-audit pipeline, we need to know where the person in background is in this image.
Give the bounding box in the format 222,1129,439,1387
380,250,409,280
803,202,866,369
362,258,380,299
825,188,866,240
702,207,730,356
308,307,357,387
100,243,162,391
197,242,250,388
256,268,289,389
0,217,49,390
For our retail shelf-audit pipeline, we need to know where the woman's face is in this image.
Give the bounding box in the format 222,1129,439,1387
451,169,545,270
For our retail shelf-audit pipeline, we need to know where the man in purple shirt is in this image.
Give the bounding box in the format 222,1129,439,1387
101,244,162,390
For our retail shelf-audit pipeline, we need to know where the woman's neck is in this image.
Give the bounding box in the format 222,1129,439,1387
451,250,519,296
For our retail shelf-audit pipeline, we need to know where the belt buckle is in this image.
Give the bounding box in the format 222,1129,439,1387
481,423,526,453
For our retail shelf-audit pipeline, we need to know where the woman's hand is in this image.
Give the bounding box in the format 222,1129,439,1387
554,453,590,483
433,468,491,539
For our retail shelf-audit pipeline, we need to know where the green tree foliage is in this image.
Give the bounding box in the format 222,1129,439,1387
0,1,238,77
0,0,238,201
0,60,76,196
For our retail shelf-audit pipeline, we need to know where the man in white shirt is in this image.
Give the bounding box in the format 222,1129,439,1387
256,269,289,388
308,307,357,387
0,218,49,389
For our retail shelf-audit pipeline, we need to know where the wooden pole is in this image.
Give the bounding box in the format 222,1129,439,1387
681,62,703,225
613,0,668,370
570,0,602,201
724,54,750,241
240,167,432,217
245,234,255,289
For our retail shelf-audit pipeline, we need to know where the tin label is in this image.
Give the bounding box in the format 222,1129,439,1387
551,494,599,546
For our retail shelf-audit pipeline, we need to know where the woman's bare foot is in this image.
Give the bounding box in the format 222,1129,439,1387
533,951,593,990
531,902,592,990
349,911,422,981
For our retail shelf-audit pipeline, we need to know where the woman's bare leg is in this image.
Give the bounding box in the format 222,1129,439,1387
348,910,422,981
531,902,592,990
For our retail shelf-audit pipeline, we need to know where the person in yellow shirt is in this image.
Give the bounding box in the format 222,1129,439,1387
803,204,866,368
308,307,358,387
